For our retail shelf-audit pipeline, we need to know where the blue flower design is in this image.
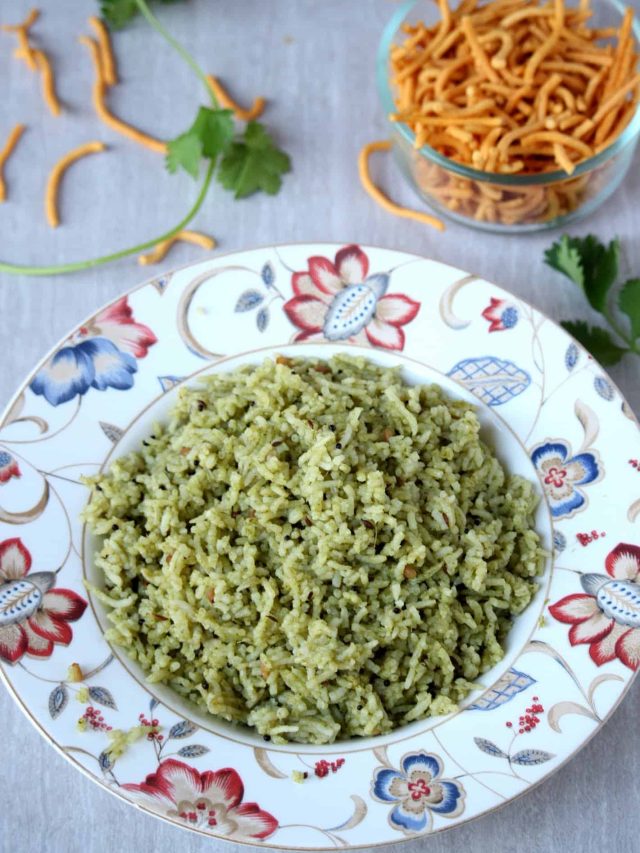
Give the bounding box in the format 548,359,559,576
531,439,602,519
29,297,157,407
371,751,465,835
31,339,137,406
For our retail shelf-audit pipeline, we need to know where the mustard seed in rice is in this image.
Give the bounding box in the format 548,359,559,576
84,355,546,744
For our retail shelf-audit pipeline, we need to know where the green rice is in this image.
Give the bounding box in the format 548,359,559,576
84,355,545,744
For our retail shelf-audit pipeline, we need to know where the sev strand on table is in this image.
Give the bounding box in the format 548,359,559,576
3,9,62,117
205,75,266,121
45,141,106,228
138,231,217,265
78,35,167,154
0,124,26,203
1,8,39,70
359,141,445,231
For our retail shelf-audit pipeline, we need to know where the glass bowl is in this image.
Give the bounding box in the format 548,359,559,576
376,0,640,233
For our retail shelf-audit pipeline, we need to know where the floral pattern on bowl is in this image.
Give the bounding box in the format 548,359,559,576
372,751,465,834
550,543,640,670
283,245,420,350
0,244,638,849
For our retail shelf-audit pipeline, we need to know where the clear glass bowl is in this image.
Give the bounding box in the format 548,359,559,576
376,0,640,233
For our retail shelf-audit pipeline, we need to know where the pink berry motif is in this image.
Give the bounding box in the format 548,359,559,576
576,531,607,547
314,758,345,778
630,459,639,471
504,697,544,734
475,697,555,771
138,713,163,743
78,706,112,732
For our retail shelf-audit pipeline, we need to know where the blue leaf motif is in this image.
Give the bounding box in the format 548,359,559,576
235,290,264,312
98,750,114,771
474,737,508,759
158,376,185,393
594,376,614,401
256,307,269,332
565,343,579,371
261,262,275,288
88,686,117,710
177,744,210,758
553,531,567,553
447,357,531,406
511,749,555,766
149,697,159,712
49,684,68,719
169,720,198,739
468,668,536,711
100,422,124,444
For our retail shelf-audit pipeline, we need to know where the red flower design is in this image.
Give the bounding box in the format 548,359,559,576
549,542,640,670
283,245,420,350
78,296,157,358
0,538,87,663
0,451,20,484
123,759,278,840
481,297,519,333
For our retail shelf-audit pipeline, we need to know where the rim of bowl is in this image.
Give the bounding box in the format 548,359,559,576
376,0,640,187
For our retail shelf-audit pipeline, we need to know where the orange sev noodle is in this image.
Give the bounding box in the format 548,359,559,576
205,75,266,121
89,16,118,86
358,140,445,231
0,124,26,203
138,231,217,266
45,141,106,228
78,36,167,154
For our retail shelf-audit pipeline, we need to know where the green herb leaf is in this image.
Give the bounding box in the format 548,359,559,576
193,107,235,159
166,107,234,179
166,133,203,179
561,321,628,366
544,236,584,287
545,235,619,314
619,278,640,342
101,0,185,29
218,122,291,199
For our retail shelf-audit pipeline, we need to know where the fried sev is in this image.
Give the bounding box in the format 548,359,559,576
137,230,217,265
386,0,638,225
45,141,107,228
78,35,167,154
0,124,26,203
3,9,61,117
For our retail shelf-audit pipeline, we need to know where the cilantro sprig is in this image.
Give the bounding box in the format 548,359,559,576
101,0,184,29
0,0,290,277
545,235,640,366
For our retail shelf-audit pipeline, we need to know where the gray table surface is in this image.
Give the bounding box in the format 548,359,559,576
1,1,639,851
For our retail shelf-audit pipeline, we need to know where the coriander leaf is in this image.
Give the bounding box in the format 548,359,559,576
101,0,138,27
166,133,202,178
166,108,234,179
545,235,584,287
218,121,291,199
101,0,185,29
561,321,628,366
619,278,640,342
192,107,234,160
575,235,619,313
545,235,619,314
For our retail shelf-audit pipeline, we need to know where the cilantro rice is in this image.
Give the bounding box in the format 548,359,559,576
84,355,545,744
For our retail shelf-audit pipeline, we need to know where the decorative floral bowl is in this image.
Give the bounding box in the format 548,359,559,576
1,244,639,848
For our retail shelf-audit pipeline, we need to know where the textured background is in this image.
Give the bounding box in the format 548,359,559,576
1,1,639,851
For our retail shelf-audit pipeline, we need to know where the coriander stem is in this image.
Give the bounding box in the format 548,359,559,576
134,0,218,108
0,162,215,277
604,309,640,355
